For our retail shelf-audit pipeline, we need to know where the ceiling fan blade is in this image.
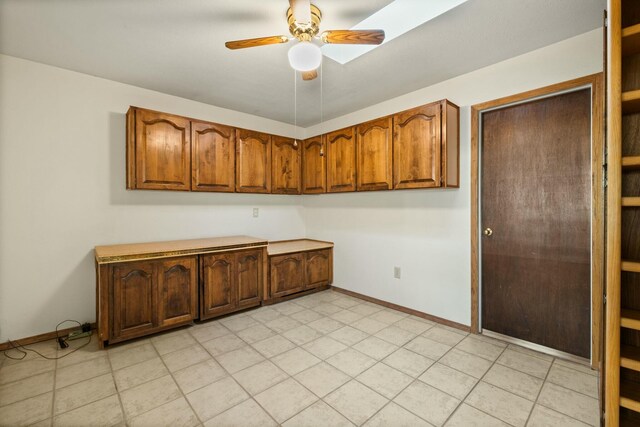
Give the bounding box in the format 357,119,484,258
321,30,385,45
225,35,289,50
289,0,311,24
302,70,317,81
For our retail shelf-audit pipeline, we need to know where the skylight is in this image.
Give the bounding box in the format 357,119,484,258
321,0,468,64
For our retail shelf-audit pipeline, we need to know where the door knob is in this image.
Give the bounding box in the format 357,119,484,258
483,228,493,236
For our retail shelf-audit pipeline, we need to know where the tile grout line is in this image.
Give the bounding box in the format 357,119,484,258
301,306,438,425
183,326,283,426
523,354,554,427
439,344,511,426
122,337,198,425
159,332,214,426
50,346,59,425
104,345,130,427
212,297,396,425
6,291,598,427
159,293,589,426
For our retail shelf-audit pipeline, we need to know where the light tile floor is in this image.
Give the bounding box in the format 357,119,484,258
0,290,600,427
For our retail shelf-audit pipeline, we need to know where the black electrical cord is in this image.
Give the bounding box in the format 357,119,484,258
3,320,92,361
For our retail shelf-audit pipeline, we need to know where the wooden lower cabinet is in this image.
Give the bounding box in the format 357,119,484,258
201,253,236,319
96,237,331,347
270,253,306,298
96,236,268,347
157,257,198,327
111,256,197,342
111,261,156,341
267,240,334,301
201,249,263,319
305,250,332,289
237,250,263,308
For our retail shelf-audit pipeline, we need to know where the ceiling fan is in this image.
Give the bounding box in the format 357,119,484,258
225,0,385,81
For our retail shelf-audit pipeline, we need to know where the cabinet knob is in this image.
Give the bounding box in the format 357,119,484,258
483,228,493,237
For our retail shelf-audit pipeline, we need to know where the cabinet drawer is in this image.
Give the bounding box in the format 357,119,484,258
270,253,305,298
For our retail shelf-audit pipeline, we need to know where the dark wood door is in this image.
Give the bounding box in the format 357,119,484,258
157,257,198,327
272,136,301,194
305,250,332,289
201,253,236,319
303,136,326,194
236,250,263,308
481,89,591,358
393,103,441,189
326,127,356,193
111,261,156,340
135,109,191,191
236,129,271,193
270,254,305,298
357,117,393,191
191,121,235,192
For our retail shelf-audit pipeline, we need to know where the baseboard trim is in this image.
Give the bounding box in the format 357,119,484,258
331,286,471,333
0,323,97,351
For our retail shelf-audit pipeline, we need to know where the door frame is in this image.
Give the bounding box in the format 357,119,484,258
470,73,604,368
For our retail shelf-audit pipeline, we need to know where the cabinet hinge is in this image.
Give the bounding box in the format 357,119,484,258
604,293,607,306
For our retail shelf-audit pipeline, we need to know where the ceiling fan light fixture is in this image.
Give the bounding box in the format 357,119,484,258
288,41,322,72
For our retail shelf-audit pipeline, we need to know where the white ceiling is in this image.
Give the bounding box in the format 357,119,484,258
0,0,604,126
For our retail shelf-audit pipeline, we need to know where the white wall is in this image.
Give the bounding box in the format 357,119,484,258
0,55,306,342
303,29,604,326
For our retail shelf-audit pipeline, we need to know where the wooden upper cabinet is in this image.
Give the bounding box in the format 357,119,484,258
357,117,393,191
393,102,442,189
272,136,301,194
125,101,458,194
302,136,326,194
326,127,356,193
157,257,197,328
191,121,235,192
236,129,271,193
442,101,460,188
130,108,191,191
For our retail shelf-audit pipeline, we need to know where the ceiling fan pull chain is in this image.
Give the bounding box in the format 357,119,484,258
319,62,324,157
295,68,299,146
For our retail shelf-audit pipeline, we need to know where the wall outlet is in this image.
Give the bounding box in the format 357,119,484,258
394,266,401,279
252,208,259,218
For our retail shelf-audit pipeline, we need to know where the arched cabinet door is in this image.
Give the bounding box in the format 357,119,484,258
236,250,263,308
191,121,235,192
112,261,156,340
326,127,356,193
201,253,236,319
393,103,442,189
157,257,198,327
134,109,191,190
270,253,305,298
305,250,332,289
272,136,302,194
236,129,271,193
357,117,393,191
302,136,326,194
